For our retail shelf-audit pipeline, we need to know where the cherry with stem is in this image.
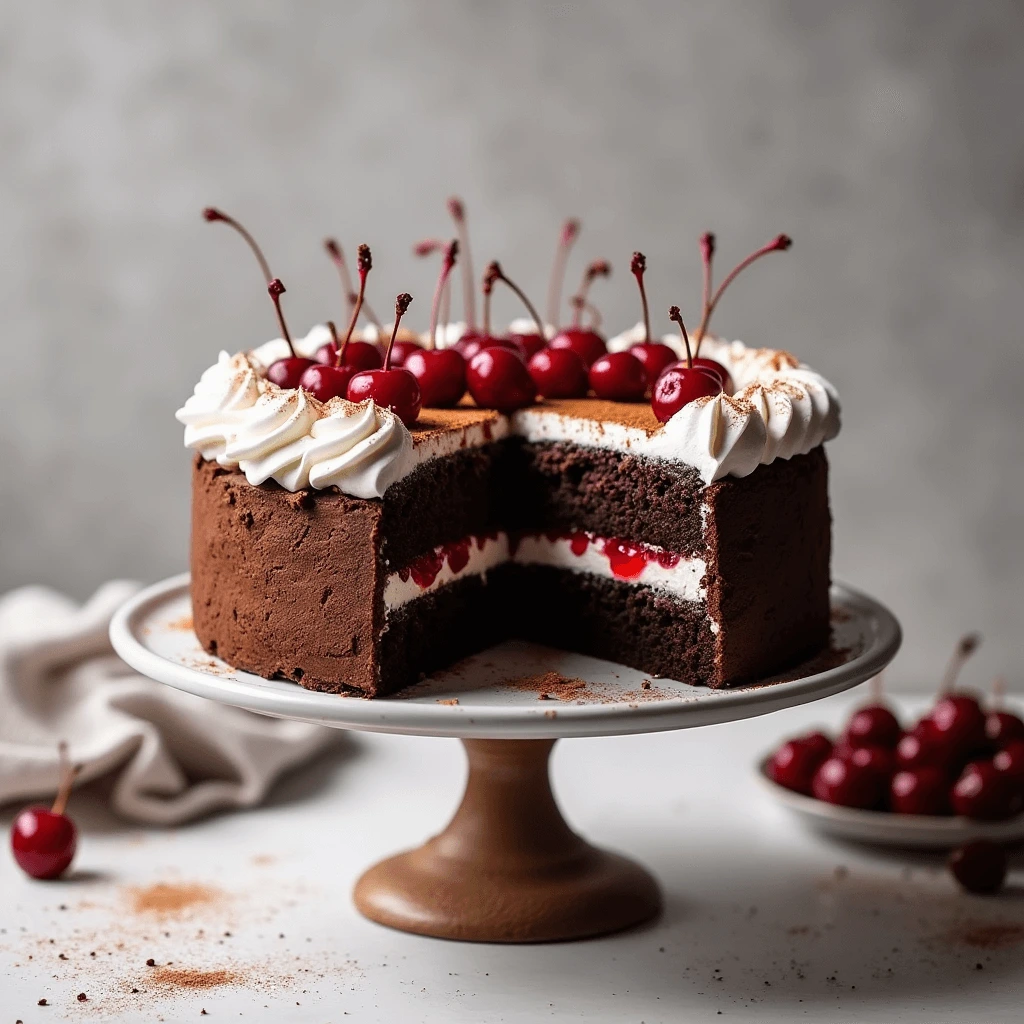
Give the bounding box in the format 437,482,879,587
627,253,676,382
485,261,546,341
545,217,580,328
414,238,454,338
570,260,611,328
447,197,476,330
324,239,381,330
650,307,722,423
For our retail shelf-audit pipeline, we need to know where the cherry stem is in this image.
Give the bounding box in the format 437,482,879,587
870,672,884,704
204,207,295,356
487,261,545,340
694,233,792,349
339,245,372,361
570,259,611,328
428,240,459,351
384,294,413,371
203,207,273,282
545,217,580,328
447,197,476,330
267,279,295,356
668,305,692,368
328,321,344,369
632,252,650,343
697,232,715,357
51,742,81,818
939,632,980,694
324,239,382,330
482,266,495,336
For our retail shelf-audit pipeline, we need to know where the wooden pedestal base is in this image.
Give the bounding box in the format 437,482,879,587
354,739,662,943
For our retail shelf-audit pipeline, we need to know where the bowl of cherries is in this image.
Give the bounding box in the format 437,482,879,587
759,635,1024,850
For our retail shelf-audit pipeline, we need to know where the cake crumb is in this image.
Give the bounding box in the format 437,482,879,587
641,680,651,690
436,698,459,706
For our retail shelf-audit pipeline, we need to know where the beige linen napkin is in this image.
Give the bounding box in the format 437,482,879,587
0,581,337,824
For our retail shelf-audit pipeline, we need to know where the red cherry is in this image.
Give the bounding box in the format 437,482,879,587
801,731,834,764
986,710,1024,747
691,356,735,395
508,332,547,361
404,348,467,408
896,719,946,771
527,347,588,399
315,339,382,371
466,347,536,413
629,342,678,382
993,741,1024,797
347,368,421,425
388,339,423,369
843,704,902,750
932,693,988,760
346,293,422,426
951,760,1021,820
298,362,357,403
456,334,520,361
767,737,831,796
890,767,951,815
812,755,883,809
949,840,1008,894
651,366,722,423
549,328,607,368
848,745,896,784
267,356,315,389
10,744,79,880
588,351,648,401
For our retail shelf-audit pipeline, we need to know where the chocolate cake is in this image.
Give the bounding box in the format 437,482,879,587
179,330,839,697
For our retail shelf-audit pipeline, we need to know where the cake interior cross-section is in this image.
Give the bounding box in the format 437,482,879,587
178,209,840,697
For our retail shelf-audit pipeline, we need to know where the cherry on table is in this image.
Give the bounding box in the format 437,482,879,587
931,693,988,761
895,719,947,771
993,741,1024,797
589,351,648,401
951,760,1020,821
802,731,834,763
890,767,950,815
949,840,1008,895
466,347,536,413
10,743,80,880
346,293,422,426
986,710,1024,747
848,745,896,784
767,736,831,796
527,347,589,399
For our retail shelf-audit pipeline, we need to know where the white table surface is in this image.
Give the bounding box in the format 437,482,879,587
2,691,1021,1023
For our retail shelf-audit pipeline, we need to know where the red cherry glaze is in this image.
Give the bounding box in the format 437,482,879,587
812,755,883,809
388,339,423,369
298,362,357,403
768,737,831,796
10,744,80,880
629,342,678,382
11,809,77,880
951,760,1021,821
949,840,1008,894
527,347,588,399
550,328,607,368
986,710,1024,747
651,367,722,423
267,356,315,390
601,538,647,579
588,351,648,402
508,332,547,361
466,347,537,413
843,705,902,750
890,767,951,815
400,537,477,589
404,348,467,408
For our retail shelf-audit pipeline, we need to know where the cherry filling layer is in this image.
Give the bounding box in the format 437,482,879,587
383,531,707,612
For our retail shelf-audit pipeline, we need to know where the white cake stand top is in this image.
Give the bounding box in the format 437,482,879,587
110,574,900,740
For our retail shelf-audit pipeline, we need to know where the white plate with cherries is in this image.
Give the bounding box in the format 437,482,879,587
759,635,1024,850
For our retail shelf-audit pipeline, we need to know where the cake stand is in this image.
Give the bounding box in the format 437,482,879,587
110,573,900,944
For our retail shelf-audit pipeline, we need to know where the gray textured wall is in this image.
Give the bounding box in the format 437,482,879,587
1,1,1021,691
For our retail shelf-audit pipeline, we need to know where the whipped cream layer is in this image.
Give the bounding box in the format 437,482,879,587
382,531,708,612
179,325,840,497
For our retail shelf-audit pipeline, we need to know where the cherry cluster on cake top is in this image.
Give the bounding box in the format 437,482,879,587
203,201,792,428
